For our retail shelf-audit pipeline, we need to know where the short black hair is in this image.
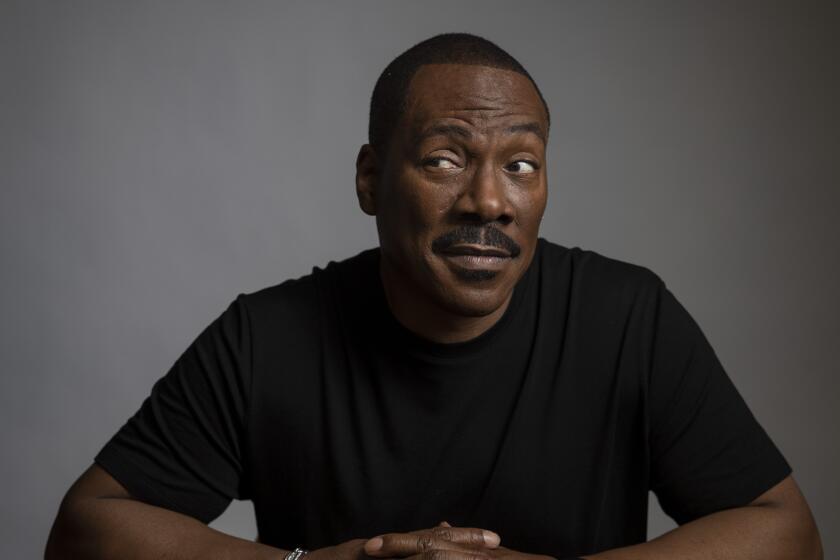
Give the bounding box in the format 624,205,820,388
368,33,550,154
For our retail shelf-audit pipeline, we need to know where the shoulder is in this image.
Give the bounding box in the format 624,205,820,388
234,247,378,324
536,238,664,300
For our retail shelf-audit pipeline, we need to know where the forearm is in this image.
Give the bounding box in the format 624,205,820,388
581,503,822,560
45,495,289,560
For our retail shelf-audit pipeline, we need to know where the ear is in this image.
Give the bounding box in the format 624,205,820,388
355,144,379,216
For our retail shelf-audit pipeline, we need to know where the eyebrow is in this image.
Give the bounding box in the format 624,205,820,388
417,124,473,142
504,122,547,144
416,122,546,144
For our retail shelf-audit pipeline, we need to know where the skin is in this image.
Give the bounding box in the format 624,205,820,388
356,63,549,343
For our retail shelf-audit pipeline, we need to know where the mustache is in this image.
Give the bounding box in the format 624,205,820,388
431,225,521,258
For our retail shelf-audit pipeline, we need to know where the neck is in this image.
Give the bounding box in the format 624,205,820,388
378,256,513,344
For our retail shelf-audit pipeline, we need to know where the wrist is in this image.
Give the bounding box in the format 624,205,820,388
284,548,310,560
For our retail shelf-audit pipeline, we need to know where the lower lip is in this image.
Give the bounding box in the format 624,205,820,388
440,253,511,271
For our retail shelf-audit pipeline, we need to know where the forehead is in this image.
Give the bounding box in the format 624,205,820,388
402,63,548,134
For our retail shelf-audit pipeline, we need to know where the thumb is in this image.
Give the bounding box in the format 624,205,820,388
438,521,452,527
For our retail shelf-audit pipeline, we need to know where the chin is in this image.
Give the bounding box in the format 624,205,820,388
434,278,513,318
420,256,516,317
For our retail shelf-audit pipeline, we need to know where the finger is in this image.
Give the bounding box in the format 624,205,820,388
364,529,499,557
406,550,493,560
365,533,444,557
428,526,499,549
438,521,452,528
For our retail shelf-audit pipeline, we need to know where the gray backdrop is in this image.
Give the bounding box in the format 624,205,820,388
2,1,838,558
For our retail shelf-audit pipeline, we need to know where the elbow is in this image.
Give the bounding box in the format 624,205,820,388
44,495,91,560
802,515,823,560
788,498,823,560
750,476,822,560
44,502,71,560
765,501,823,560
44,531,62,560
762,502,823,560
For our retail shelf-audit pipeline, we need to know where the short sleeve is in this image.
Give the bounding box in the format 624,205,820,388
648,281,791,525
94,295,252,524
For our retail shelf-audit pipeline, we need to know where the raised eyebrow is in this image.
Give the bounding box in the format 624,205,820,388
504,122,547,143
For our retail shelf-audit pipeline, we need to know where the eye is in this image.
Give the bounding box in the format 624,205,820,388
506,160,538,174
424,157,460,170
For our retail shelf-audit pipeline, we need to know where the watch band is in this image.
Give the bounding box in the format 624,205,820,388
284,547,309,560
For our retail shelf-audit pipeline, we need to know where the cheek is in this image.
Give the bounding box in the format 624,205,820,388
393,172,456,230
531,188,548,222
511,185,547,231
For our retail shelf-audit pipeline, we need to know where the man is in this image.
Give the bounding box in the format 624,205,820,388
46,33,822,560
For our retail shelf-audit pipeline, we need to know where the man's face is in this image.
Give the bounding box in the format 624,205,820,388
364,63,549,318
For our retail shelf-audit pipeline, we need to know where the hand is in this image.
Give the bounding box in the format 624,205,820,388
306,523,500,560
364,523,552,560
363,521,505,560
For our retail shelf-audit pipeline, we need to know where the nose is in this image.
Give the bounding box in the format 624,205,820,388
455,161,514,225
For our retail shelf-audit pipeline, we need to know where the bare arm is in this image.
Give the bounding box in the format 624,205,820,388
44,463,290,560
363,477,822,560
45,465,501,560
581,475,822,560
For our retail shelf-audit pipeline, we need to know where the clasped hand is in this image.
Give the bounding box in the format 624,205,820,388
306,521,554,560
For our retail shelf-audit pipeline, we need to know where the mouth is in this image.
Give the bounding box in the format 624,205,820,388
437,244,512,274
439,244,511,258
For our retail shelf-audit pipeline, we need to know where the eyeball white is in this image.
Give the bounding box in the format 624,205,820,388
509,160,536,173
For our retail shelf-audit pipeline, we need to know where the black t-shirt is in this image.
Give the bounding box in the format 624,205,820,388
94,238,791,558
